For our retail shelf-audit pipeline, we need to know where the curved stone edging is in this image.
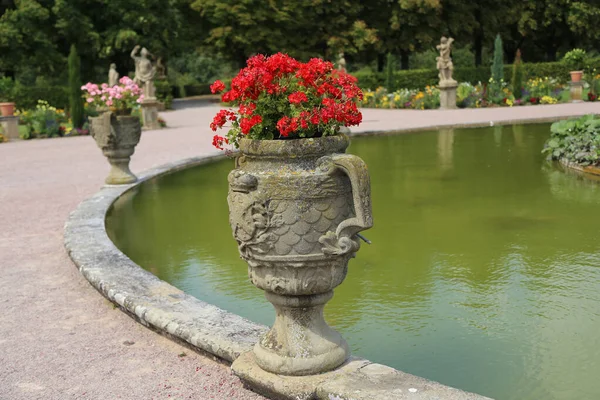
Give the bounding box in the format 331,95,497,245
64,154,268,362
559,158,600,177
65,150,493,400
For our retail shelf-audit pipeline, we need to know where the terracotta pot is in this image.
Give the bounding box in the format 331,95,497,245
227,135,373,376
0,102,15,117
570,71,583,82
89,111,141,184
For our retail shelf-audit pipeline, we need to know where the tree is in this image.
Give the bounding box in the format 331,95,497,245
68,44,83,128
53,0,196,81
191,0,375,67
362,0,442,71
0,0,62,78
511,49,523,99
491,34,504,81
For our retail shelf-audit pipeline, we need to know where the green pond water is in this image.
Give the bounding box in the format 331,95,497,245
106,124,600,400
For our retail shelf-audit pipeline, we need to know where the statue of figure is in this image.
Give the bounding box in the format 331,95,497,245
337,52,347,73
156,57,166,79
436,37,457,86
108,63,119,87
131,45,156,98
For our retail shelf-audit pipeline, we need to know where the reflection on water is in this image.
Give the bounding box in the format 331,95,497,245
106,124,600,400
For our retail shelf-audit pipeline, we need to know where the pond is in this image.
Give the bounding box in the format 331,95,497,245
106,124,600,400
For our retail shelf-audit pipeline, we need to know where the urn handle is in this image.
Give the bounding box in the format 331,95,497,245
318,154,373,255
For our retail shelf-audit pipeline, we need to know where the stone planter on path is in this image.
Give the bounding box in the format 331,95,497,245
227,135,373,377
89,111,141,184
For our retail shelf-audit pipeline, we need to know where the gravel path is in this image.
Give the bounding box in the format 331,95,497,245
1,102,599,400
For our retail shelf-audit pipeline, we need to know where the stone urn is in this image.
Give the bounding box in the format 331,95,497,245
89,111,141,184
227,134,373,376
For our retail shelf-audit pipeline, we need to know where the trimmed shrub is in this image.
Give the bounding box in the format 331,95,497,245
13,86,69,109
491,34,504,81
155,79,173,109
512,50,524,99
68,45,84,128
184,83,212,96
385,53,395,92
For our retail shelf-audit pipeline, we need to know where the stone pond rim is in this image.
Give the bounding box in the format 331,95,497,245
64,149,493,400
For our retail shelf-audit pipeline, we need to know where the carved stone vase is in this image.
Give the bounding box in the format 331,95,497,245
89,111,141,184
227,135,373,376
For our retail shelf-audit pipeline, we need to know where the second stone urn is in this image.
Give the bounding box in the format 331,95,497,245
227,134,373,376
89,111,141,184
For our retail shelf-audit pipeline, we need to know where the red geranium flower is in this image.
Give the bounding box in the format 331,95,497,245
212,135,228,150
210,80,226,94
288,92,308,104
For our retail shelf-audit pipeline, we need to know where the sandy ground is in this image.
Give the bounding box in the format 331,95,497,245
1,102,599,400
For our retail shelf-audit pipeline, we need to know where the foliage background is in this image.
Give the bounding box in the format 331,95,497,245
2,0,600,104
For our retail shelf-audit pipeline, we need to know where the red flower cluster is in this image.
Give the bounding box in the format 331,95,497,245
240,114,263,134
212,135,228,150
588,92,597,102
288,91,308,104
210,109,236,131
210,80,226,94
209,53,363,149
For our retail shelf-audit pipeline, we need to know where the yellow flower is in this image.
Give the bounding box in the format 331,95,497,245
540,96,558,104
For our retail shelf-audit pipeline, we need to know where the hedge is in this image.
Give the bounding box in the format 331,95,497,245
14,86,69,109
355,58,600,90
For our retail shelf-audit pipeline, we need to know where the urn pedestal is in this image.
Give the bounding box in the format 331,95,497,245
439,81,458,110
569,81,584,103
141,98,161,130
89,112,141,185
227,135,373,377
0,116,19,140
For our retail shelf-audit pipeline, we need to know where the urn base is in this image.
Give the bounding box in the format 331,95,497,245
254,290,349,376
104,148,137,185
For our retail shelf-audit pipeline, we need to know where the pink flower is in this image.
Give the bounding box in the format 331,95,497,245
86,98,94,103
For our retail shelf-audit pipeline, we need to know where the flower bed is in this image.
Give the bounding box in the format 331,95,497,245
361,86,440,109
14,100,89,140
12,76,164,141
359,76,573,109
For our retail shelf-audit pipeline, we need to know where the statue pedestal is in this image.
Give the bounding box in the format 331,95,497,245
141,98,161,130
438,82,458,110
0,116,20,140
569,81,584,103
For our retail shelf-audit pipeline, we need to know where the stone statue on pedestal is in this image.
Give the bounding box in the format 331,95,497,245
436,37,457,86
131,45,156,99
337,52,347,72
156,57,166,79
108,63,120,87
